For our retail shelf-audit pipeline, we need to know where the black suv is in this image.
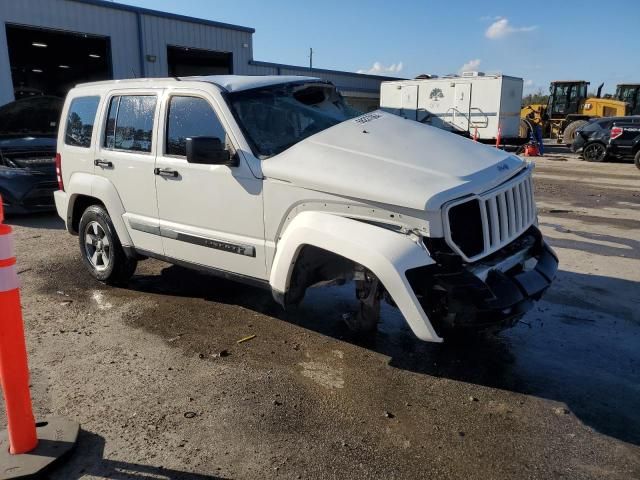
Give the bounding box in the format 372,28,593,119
607,120,640,169
571,116,640,162
0,96,62,214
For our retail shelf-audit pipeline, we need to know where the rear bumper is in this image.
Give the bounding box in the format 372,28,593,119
606,144,634,160
54,190,70,228
410,227,558,335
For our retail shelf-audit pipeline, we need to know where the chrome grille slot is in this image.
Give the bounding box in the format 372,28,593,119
444,167,536,262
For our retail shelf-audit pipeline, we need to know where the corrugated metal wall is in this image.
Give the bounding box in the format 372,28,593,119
0,0,140,105
247,62,389,94
139,15,253,77
0,0,394,106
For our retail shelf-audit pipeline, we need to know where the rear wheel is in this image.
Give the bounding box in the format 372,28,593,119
635,151,640,170
563,120,588,146
583,142,607,162
78,205,137,285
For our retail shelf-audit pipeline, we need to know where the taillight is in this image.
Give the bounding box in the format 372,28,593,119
610,127,623,140
55,153,64,191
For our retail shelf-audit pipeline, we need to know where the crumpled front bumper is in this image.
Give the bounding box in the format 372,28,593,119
409,226,558,334
0,171,57,214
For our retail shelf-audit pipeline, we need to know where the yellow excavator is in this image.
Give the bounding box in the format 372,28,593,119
521,80,628,145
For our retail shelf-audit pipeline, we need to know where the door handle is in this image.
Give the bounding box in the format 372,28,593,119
154,167,179,178
94,159,113,168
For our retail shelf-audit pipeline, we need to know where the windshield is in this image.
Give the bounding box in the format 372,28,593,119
0,96,63,136
226,82,361,158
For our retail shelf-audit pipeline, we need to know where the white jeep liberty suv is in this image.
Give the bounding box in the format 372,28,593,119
54,75,557,342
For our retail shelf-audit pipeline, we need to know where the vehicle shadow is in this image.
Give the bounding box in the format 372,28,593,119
127,264,640,446
52,429,229,479
541,222,640,260
5,211,64,230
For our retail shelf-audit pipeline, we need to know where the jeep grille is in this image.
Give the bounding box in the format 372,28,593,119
444,168,536,262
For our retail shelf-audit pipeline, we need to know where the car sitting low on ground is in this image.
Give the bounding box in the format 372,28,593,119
571,116,640,162
606,120,640,169
54,75,558,342
0,96,63,214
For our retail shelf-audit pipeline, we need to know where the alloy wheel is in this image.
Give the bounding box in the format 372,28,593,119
84,221,111,272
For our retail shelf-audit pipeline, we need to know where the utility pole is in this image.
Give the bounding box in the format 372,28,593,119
309,47,313,70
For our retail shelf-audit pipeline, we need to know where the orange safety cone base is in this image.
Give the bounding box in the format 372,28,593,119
0,418,79,479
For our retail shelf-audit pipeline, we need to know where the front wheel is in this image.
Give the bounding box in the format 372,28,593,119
583,142,607,162
635,151,640,170
78,205,137,285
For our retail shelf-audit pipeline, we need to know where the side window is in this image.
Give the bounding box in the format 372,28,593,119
166,96,227,157
582,121,601,133
104,95,157,153
65,96,100,148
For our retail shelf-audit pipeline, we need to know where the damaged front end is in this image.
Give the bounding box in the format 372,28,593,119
0,149,58,214
409,226,558,337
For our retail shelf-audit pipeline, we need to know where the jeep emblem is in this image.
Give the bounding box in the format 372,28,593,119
497,163,510,172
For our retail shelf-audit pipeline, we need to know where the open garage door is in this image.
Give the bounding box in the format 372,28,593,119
167,45,232,76
6,24,111,100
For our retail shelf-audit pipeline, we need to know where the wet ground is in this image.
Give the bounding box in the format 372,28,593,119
2,149,640,479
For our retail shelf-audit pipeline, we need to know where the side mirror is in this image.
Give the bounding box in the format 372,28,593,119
185,137,238,166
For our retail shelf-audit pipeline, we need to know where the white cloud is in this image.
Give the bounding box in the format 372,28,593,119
459,59,481,73
524,79,534,87
485,17,537,39
357,61,404,75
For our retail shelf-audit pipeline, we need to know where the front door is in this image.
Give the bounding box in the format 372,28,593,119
453,83,471,132
154,92,266,280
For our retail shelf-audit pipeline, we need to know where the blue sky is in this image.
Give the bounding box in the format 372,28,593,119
122,0,640,95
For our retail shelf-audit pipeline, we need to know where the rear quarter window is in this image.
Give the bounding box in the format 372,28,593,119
581,121,602,133
64,96,100,148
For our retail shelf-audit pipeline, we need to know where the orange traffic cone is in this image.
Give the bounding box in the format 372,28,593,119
0,196,79,478
0,214,38,455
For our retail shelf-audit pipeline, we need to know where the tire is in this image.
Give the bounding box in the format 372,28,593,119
562,120,588,146
78,205,137,285
583,142,607,162
635,151,640,170
519,119,532,141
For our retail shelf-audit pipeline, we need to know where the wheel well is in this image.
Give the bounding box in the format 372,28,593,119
71,195,105,234
285,245,356,305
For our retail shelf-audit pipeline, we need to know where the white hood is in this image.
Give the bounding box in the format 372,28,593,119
262,111,525,211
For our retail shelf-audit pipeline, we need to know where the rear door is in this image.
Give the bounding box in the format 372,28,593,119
453,83,471,131
94,89,163,253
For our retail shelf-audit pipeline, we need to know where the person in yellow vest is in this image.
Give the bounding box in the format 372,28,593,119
525,106,545,156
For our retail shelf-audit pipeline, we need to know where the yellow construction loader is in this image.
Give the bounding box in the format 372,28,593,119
521,80,628,145
615,83,640,115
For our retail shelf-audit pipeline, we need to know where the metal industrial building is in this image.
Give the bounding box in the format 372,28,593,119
0,0,398,110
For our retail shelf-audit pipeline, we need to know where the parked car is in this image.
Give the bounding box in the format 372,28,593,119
571,116,640,162
54,75,558,342
0,96,63,214
606,121,640,169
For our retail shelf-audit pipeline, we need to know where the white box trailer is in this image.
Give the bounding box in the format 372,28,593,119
380,72,525,144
